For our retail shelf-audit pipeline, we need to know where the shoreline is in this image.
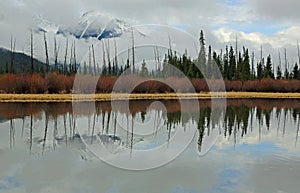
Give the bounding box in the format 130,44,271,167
1,92,300,102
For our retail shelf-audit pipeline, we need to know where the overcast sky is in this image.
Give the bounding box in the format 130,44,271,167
1,0,300,69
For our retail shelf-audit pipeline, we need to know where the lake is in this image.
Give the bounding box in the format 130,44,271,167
0,99,300,193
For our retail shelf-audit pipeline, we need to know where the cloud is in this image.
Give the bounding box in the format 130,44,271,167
249,0,300,25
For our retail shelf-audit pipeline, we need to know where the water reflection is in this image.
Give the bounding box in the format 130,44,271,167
1,99,300,155
1,100,300,192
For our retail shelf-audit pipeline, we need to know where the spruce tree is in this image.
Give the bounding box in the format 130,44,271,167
223,46,229,80
213,51,222,79
235,51,242,80
264,55,274,78
228,46,236,80
292,62,300,80
198,30,206,77
276,65,282,79
207,45,212,79
140,60,149,77
242,47,251,81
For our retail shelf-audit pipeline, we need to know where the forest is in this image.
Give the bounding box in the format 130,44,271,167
1,30,300,94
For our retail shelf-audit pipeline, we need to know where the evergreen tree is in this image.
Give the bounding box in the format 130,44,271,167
292,62,300,80
119,66,124,76
102,63,107,76
5,61,9,74
264,55,274,78
198,30,206,77
257,61,264,79
139,60,149,77
228,46,236,80
235,51,242,80
284,68,290,79
207,45,212,78
242,47,251,81
223,46,229,79
276,65,282,79
213,51,222,79
108,61,112,75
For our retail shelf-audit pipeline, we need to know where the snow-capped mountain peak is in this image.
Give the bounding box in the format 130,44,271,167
36,11,142,40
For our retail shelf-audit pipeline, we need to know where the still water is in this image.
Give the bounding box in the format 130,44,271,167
0,99,300,193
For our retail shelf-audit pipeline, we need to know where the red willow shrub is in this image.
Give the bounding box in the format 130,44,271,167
0,73,74,94
46,72,73,94
0,74,30,93
191,79,209,92
97,76,118,93
225,80,242,91
1,73,300,93
27,73,46,94
242,80,258,92
133,80,176,93
241,79,300,93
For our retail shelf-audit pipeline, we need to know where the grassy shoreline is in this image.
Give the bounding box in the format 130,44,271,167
1,92,300,102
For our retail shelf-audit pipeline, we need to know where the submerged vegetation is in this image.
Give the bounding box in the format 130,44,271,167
1,30,300,94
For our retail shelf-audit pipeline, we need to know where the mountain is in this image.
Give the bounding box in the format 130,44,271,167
37,11,145,40
0,48,46,73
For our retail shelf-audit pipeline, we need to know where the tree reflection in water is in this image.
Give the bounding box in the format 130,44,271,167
2,99,300,155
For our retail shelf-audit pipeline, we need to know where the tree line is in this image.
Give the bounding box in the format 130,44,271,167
1,30,300,93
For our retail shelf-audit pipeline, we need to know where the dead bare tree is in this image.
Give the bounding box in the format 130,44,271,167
54,36,59,71
114,38,118,75
131,28,135,74
154,47,157,72
297,40,300,67
69,41,74,74
30,29,34,74
10,35,16,74
105,39,111,75
260,45,263,65
251,52,255,77
284,48,288,78
101,41,106,75
278,49,282,79
63,38,68,74
92,44,96,75
235,35,238,64
43,32,50,73
72,40,77,73
88,46,92,74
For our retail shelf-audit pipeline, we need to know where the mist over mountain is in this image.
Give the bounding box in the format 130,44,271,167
36,11,143,40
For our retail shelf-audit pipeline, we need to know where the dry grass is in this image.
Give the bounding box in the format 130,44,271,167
0,92,300,102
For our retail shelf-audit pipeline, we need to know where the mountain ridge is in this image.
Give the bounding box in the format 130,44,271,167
0,47,46,73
